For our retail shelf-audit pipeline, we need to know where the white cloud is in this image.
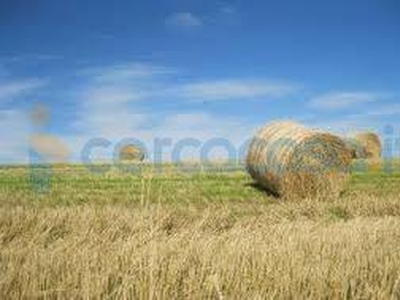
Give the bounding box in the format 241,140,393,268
3,54,61,64
165,12,203,29
157,112,251,139
81,86,144,105
0,78,48,102
307,119,377,136
358,103,400,117
66,63,268,163
307,92,399,136
79,63,175,82
302,110,397,138
204,5,240,26
173,80,298,101
74,86,149,138
309,92,381,110
73,63,173,138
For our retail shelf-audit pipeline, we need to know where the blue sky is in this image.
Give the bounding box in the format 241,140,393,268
0,0,399,163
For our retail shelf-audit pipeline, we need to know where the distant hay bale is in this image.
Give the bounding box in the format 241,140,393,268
353,133,382,160
118,144,145,162
342,138,368,159
246,121,352,199
343,132,382,160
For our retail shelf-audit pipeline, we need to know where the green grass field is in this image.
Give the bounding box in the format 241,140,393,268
1,162,400,299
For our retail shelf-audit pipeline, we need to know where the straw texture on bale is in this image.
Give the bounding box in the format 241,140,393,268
246,121,352,199
118,145,145,162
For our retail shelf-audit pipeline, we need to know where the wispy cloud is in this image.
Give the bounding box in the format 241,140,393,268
204,5,240,26
307,117,380,136
73,63,161,138
79,63,175,82
0,54,62,66
0,78,49,102
78,63,297,103
173,80,298,101
166,5,240,31
309,92,382,109
358,103,400,117
68,62,264,162
74,63,176,136
12,54,61,62
165,12,203,29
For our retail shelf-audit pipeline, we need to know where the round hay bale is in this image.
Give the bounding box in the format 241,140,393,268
246,121,352,199
118,144,145,162
342,138,368,159
353,132,382,160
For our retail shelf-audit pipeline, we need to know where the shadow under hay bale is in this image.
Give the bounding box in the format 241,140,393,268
246,121,352,199
245,182,280,199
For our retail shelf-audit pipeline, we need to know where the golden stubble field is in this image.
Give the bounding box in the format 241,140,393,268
1,162,400,299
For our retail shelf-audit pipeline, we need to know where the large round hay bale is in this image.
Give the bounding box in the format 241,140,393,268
353,132,382,160
118,144,145,162
246,121,352,199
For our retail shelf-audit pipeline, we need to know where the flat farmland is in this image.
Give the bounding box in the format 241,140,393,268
1,163,400,299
